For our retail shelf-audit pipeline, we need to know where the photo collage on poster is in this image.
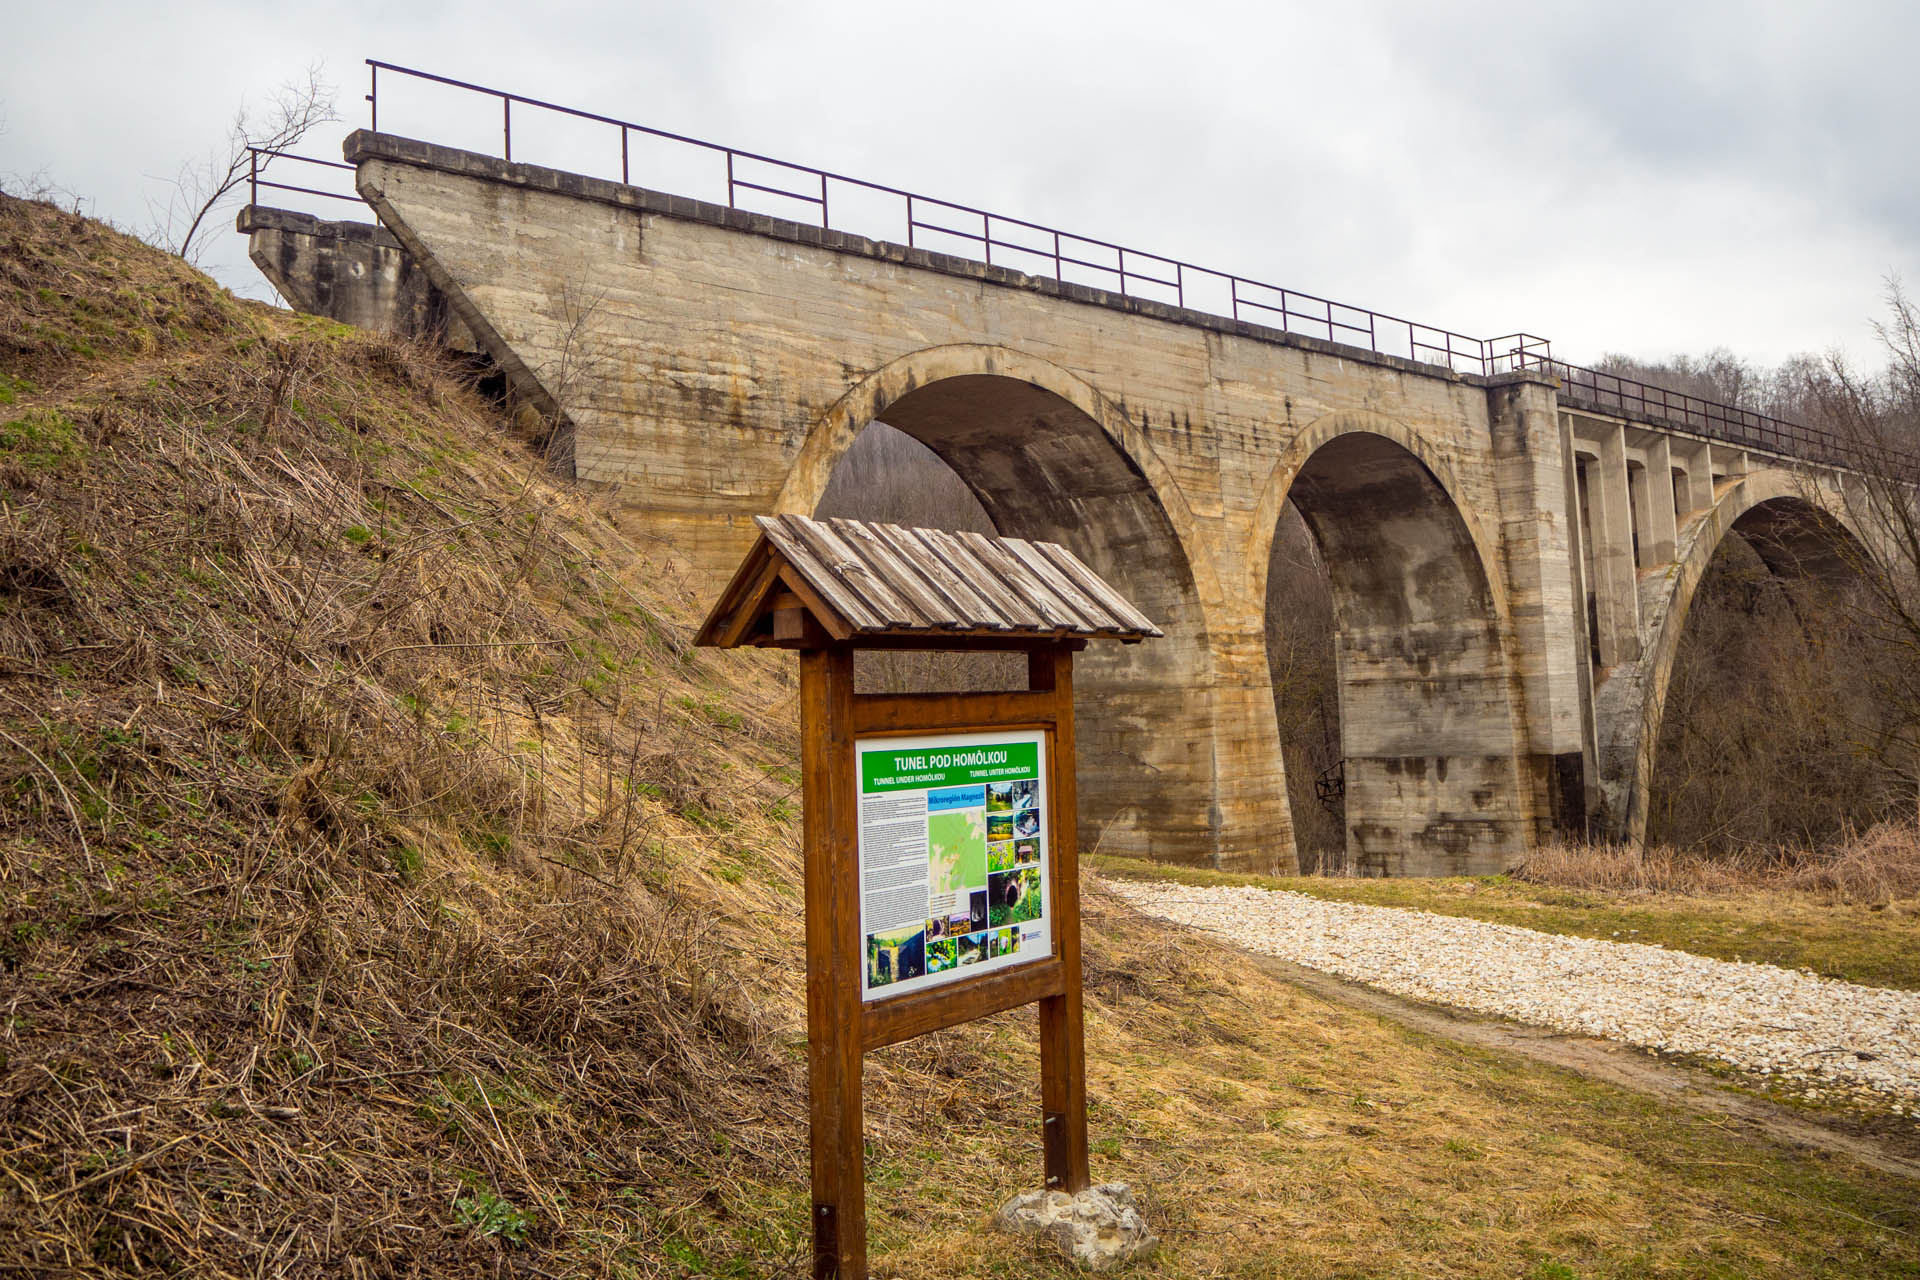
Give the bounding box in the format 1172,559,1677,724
856,730,1050,1001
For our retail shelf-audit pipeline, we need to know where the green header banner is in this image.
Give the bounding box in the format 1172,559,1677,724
860,740,1041,794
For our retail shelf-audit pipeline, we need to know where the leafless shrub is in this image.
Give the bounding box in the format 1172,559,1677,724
521,276,613,472
1644,535,1907,849
147,63,338,263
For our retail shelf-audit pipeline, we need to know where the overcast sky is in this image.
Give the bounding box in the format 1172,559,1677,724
5,0,1914,370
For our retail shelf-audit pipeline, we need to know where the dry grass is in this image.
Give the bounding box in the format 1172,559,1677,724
1515,825,1920,903
3,195,1918,1277
1,193,818,1274
881,894,1920,1278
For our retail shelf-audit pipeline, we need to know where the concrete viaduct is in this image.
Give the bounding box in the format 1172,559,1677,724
239,128,1872,876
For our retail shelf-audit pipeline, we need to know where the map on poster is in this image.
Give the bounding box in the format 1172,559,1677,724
856,729,1050,1002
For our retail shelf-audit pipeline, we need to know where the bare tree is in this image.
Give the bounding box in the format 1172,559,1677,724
1794,281,1920,789
149,63,338,263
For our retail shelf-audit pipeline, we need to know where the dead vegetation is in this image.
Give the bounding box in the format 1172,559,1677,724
1643,537,1912,851
1515,824,1920,904
0,192,819,1274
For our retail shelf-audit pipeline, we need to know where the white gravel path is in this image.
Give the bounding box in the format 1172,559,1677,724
1105,879,1920,1113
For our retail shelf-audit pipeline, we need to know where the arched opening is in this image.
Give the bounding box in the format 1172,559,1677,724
814,422,1023,693
1264,502,1343,870
804,371,1222,864
1264,432,1527,876
1644,496,1901,847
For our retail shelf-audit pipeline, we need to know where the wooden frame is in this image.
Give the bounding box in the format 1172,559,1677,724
801,645,1088,1279
697,515,1158,1280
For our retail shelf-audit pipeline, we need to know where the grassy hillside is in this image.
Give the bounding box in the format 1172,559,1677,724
0,193,821,1272
3,195,1917,1278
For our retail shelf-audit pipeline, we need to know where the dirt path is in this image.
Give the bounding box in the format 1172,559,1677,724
1232,945,1920,1181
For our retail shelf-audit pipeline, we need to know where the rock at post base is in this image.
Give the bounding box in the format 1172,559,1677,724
993,1182,1158,1271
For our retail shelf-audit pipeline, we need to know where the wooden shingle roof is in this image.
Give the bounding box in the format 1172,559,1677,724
695,515,1162,648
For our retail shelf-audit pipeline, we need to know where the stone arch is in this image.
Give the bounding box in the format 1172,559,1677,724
1248,411,1513,621
1598,468,1870,843
1250,413,1533,875
777,344,1271,867
777,344,1214,598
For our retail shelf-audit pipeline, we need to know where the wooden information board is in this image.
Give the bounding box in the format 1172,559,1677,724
696,515,1160,1280
856,728,1052,999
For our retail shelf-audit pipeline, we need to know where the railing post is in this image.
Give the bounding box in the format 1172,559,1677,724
621,126,630,185
248,149,257,207
503,96,512,161
820,172,830,229
367,62,377,133
1053,230,1062,283
906,195,914,248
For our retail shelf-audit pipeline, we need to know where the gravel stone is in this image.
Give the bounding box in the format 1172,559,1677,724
1105,880,1920,1111
994,1182,1158,1271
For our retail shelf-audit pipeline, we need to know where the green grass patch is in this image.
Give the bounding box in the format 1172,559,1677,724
0,407,84,468
453,1184,534,1245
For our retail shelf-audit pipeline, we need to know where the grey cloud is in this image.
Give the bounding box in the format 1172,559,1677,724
1382,1,1920,249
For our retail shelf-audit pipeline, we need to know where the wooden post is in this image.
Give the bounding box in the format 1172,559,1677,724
1032,647,1090,1193
696,515,1160,1280
801,648,865,1278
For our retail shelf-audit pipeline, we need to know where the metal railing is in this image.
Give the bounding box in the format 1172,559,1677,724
246,147,363,210
1514,353,1876,468
236,59,1895,471
360,59,1546,376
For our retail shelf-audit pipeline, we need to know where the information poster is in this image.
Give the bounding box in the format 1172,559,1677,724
856,729,1050,1002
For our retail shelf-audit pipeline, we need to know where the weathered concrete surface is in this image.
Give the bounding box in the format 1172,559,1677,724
1489,379,1598,837
237,205,475,349
1565,405,1870,842
297,129,1876,872
337,130,1574,873
1280,430,1531,876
